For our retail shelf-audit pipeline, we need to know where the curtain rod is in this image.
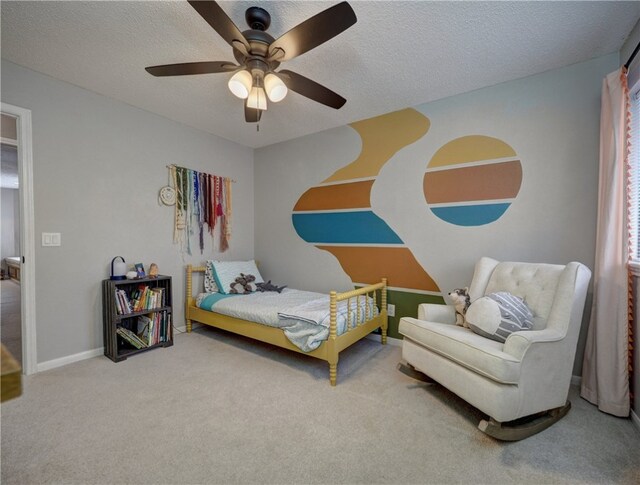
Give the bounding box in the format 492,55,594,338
625,40,640,69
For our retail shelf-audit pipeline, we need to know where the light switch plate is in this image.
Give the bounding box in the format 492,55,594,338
387,304,395,317
42,232,61,246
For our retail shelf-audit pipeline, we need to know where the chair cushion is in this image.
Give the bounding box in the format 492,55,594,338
466,292,533,343
399,317,522,384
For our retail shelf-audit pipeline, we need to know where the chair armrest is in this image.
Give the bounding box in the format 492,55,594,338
503,329,565,360
417,304,457,324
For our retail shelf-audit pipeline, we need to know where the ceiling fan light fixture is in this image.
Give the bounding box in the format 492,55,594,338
228,70,252,99
264,73,288,102
247,86,267,110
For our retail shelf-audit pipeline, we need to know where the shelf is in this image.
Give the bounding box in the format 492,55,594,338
114,306,172,321
103,275,173,363
115,340,174,361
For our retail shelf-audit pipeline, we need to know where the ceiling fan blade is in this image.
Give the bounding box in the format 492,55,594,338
146,61,238,77
267,1,357,62
278,70,346,109
245,102,262,123
188,0,251,52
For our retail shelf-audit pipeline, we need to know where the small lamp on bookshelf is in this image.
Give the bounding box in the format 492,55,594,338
110,256,127,281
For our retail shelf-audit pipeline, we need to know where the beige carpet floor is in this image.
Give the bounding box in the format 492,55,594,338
1,326,639,484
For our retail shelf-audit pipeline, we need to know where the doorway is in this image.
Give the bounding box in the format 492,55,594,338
1,103,36,374
1,114,22,363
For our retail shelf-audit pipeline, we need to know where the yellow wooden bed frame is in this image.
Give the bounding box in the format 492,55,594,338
185,265,388,386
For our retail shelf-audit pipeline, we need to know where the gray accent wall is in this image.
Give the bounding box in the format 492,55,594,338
1,60,254,364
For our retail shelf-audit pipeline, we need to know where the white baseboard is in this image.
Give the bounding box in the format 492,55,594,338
632,409,640,433
36,347,103,373
365,333,402,347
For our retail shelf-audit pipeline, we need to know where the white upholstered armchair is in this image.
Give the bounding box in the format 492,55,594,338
398,257,591,440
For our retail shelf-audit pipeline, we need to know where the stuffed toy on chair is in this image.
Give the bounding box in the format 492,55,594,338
448,287,471,328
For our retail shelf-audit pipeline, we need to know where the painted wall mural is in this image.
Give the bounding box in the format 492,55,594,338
424,135,522,226
292,108,523,329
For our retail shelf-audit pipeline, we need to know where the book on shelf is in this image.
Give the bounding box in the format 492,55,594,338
130,285,165,312
137,315,154,346
116,326,147,349
115,285,166,315
115,289,133,315
136,312,170,346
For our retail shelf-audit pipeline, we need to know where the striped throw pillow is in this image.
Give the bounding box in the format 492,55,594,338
466,292,533,343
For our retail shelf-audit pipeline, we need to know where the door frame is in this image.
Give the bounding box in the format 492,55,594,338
2,102,37,375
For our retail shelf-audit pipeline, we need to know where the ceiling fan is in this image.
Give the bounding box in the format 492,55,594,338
146,0,357,123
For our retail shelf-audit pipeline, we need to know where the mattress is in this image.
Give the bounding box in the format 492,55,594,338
196,288,377,352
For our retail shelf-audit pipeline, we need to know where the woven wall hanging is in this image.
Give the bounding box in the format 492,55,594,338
166,164,233,254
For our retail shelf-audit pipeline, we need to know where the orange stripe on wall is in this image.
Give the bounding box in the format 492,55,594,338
424,160,522,204
317,245,440,292
293,180,374,211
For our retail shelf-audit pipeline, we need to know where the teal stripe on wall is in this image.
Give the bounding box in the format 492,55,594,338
292,211,404,244
430,203,511,226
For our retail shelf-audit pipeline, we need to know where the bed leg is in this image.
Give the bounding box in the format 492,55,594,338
381,327,387,345
329,363,337,387
186,319,192,333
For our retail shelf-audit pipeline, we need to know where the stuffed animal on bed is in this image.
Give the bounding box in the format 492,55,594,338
229,273,257,294
448,287,471,328
256,280,287,293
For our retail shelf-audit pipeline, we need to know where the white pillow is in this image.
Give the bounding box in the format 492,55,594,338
204,260,219,293
212,260,264,294
466,292,533,343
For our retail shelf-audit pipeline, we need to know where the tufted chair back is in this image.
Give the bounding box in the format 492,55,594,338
468,257,577,331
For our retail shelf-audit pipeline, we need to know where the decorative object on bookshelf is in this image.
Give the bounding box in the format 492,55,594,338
102,275,173,362
110,256,127,281
126,271,138,280
135,263,146,278
148,263,159,278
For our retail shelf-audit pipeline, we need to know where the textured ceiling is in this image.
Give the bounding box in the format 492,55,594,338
2,1,639,148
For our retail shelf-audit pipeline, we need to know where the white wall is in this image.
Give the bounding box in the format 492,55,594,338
1,60,254,364
255,54,618,375
1,188,20,269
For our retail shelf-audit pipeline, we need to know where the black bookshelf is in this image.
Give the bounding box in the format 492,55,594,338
102,275,173,362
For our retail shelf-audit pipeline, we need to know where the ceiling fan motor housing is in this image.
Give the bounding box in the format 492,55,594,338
245,6,271,31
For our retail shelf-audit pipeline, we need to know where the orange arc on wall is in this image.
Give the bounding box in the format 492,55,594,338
424,160,523,204
316,246,440,292
294,180,374,212
428,135,516,168
323,108,431,183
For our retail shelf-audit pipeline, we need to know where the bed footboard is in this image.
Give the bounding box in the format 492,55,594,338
327,281,388,385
